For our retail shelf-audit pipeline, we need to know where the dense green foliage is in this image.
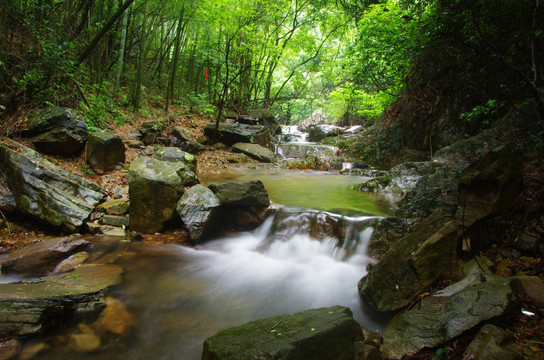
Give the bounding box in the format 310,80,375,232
0,0,542,140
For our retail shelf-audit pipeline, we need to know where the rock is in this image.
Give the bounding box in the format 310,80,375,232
209,180,270,208
456,143,524,229
171,125,193,141
22,107,88,156
511,276,544,308
139,120,165,145
366,217,411,259
202,306,362,360
0,339,21,360
97,199,129,215
128,157,197,233
0,264,123,336
1,235,92,275
227,154,250,163
432,127,502,164
153,146,197,173
0,139,105,233
358,210,459,311
513,231,539,251
232,142,276,163
176,185,222,242
85,129,126,174
98,296,134,336
277,143,337,160
464,324,521,360
53,251,89,273
308,124,344,142
86,223,126,237
299,109,328,131
99,215,129,228
380,275,518,358
69,332,101,353
203,123,271,146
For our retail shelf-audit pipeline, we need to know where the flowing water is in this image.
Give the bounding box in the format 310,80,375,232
37,170,396,360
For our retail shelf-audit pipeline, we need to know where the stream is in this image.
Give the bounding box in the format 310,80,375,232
39,170,396,360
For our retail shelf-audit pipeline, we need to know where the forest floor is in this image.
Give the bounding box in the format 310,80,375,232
0,107,543,359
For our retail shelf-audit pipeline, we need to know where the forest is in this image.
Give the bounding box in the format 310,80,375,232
1,0,541,143
0,1,543,359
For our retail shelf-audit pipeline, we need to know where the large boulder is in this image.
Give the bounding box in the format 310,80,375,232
204,123,271,146
380,275,518,358
208,180,270,230
456,143,524,229
1,235,92,275
22,107,89,156
0,264,123,336
153,146,197,173
308,125,344,143
176,184,222,242
202,306,362,360
85,129,126,174
358,210,459,311
0,139,105,232
464,324,521,360
128,157,197,233
232,142,276,163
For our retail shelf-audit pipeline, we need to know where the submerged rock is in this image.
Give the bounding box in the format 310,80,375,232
202,306,362,360
0,139,105,232
98,296,134,336
22,107,89,156
0,264,123,336
1,235,92,275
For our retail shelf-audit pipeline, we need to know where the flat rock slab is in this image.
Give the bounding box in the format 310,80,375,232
202,306,362,360
1,236,92,275
0,264,123,336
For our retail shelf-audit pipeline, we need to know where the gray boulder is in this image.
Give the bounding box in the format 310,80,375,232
358,210,458,311
0,139,105,232
308,124,344,142
22,107,89,156
0,264,123,336
232,142,276,163
204,123,271,146
202,306,362,360
139,120,165,145
176,185,222,242
209,180,270,208
153,146,197,173
172,126,193,141
1,235,92,275
128,157,197,233
380,275,518,359
85,129,126,174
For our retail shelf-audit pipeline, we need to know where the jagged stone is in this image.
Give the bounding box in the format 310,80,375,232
153,146,197,173
202,306,362,360
381,275,518,358
464,324,521,360
176,184,222,242
97,199,129,216
22,107,88,156
358,210,459,311
85,129,126,174
0,139,105,232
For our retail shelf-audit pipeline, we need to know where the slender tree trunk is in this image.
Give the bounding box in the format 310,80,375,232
165,7,186,112
130,0,149,109
114,6,129,91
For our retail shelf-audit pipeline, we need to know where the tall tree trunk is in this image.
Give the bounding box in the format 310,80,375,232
114,6,129,91
130,0,149,109
165,7,185,112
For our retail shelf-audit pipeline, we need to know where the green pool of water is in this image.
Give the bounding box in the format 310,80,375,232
200,169,396,217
